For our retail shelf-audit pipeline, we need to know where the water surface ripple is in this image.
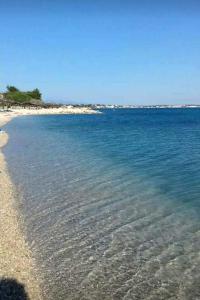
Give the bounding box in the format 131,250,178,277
4,109,200,299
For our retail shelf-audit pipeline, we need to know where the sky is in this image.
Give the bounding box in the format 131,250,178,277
1,0,200,105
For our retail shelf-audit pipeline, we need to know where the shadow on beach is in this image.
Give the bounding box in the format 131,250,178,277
0,278,29,300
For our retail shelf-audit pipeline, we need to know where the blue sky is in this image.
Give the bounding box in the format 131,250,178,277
1,0,200,104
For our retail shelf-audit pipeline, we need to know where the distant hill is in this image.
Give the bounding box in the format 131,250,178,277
0,86,43,106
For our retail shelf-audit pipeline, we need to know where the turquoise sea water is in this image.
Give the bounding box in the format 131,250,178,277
3,109,200,299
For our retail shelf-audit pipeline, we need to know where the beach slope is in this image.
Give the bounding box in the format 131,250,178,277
0,114,42,299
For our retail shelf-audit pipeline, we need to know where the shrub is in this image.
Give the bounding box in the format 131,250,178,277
6,91,32,103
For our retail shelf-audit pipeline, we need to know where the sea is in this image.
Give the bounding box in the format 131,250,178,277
3,108,200,299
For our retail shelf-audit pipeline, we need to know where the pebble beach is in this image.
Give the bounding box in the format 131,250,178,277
0,114,43,299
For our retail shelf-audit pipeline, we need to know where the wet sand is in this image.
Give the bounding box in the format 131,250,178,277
0,114,42,299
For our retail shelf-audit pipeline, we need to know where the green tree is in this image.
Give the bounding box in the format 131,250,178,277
6,85,19,92
27,88,41,99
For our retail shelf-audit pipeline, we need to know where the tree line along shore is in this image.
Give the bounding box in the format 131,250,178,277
0,85,98,111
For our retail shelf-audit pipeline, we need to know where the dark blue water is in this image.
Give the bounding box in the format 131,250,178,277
3,109,200,299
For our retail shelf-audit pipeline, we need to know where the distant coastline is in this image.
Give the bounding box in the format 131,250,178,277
1,85,199,112
93,104,200,109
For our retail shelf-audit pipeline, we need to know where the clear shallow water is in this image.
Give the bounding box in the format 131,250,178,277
3,109,200,300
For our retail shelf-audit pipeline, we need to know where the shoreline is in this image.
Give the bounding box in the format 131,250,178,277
0,114,43,299
0,105,100,118
0,106,100,298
